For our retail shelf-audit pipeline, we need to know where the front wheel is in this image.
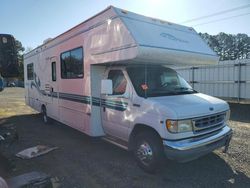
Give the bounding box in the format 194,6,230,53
134,131,165,173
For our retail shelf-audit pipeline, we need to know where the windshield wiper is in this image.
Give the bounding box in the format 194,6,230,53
174,87,197,93
147,90,180,97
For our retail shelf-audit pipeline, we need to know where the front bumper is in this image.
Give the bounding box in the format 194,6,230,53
163,126,232,162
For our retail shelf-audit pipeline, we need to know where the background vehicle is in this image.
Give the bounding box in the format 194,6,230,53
24,6,232,172
8,82,16,87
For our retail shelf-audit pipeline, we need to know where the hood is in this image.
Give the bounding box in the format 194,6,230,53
148,93,229,119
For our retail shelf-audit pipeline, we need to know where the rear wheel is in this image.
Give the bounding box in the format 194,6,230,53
41,106,50,124
134,131,164,173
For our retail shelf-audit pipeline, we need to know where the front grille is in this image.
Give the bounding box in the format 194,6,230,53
193,112,226,133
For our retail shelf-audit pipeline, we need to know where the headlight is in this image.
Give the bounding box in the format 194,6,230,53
225,110,230,121
166,119,193,133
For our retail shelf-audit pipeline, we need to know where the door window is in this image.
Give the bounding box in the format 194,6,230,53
108,70,127,95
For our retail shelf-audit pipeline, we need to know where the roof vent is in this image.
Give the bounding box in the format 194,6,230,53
43,38,52,44
121,10,128,14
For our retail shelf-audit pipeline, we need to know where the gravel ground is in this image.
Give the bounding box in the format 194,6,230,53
0,88,250,188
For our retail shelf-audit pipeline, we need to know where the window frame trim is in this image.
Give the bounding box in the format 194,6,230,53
60,46,84,79
27,63,34,80
51,61,57,82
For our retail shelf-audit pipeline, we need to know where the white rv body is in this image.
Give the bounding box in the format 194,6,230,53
24,6,232,171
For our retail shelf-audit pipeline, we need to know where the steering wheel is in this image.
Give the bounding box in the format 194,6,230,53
161,82,169,87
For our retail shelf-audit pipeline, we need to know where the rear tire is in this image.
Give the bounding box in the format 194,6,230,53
134,131,164,173
41,106,50,124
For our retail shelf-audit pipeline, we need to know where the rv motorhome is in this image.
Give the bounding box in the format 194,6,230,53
24,6,232,172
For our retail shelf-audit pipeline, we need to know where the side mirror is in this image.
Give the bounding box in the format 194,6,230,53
101,79,113,95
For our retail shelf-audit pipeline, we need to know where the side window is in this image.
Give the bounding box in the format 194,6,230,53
27,63,34,80
51,62,56,81
61,47,83,79
108,70,127,95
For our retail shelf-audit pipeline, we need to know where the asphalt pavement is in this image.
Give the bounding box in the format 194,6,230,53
0,88,249,188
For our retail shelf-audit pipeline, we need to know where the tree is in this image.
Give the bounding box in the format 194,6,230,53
0,36,25,79
15,40,25,53
15,39,25,80
199,32,250,61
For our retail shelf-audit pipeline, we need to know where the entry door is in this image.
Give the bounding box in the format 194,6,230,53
26,63,34,106
101,69,131,141
46,57,59,120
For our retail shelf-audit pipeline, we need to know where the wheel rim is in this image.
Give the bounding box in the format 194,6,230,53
136,141,153,166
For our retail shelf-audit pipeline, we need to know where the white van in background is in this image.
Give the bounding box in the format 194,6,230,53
24,6,232,172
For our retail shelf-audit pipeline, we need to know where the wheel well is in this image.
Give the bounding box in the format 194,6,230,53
128,124,162,151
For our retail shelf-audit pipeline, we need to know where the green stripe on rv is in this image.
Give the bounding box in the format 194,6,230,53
49,91,128,111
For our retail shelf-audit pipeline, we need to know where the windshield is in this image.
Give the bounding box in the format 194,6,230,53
127,65,196,97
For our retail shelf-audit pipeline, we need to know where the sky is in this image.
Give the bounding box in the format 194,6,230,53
1,0,250,50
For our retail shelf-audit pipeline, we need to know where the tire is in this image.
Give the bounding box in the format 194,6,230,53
41,106,50,124
134,131,164,173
